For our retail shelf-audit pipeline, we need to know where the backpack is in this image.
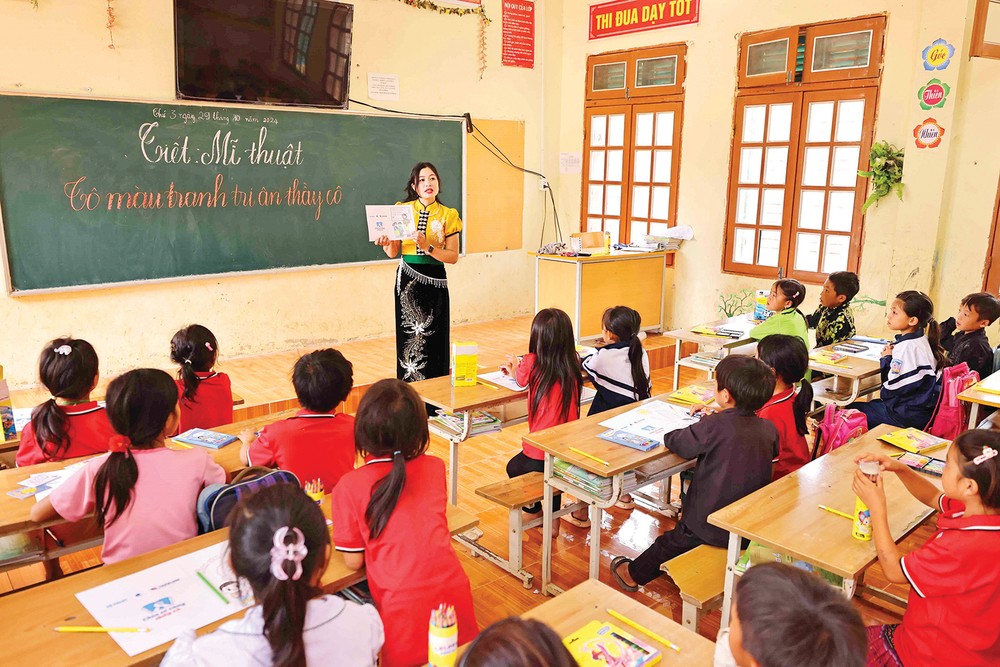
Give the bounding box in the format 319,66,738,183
812,404,868,459
925,362,979,441
197,467,301,533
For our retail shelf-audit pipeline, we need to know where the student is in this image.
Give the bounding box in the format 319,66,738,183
853,429,1000,666
848,291,945,429
610,355,778,590
171,324,233,431
500,308,588,528
750,279,809,350
240,349,355,493
459,618,577,667
714,562,866,667
331,379,477,667
582,305,651,415
756,335,813,480
940,292,1000,380
162,484,383,667
29,369,225,564
16,337,114,467
806,271,859,348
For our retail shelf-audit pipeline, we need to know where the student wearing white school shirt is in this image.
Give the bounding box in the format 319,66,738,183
161,484,382,667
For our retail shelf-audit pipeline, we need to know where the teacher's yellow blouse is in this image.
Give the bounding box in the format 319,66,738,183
395,199,462,258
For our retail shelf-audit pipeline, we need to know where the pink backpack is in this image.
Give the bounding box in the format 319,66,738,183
813,404,868,459
926,362,978,440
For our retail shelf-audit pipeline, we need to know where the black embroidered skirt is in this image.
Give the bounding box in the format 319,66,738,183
395,260,450,382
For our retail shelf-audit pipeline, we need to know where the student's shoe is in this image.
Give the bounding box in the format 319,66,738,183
610,556,639,592
615,494,635,510
561,509,591,528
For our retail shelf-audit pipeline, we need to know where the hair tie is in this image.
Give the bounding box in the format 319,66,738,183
393,450,402,457
108,434,131,454
205,342,214,352
270,526,308,581
184,359,192,364
973,446,998,465
53,345,72,356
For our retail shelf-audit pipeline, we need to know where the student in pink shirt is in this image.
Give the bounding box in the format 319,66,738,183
30,368,225,564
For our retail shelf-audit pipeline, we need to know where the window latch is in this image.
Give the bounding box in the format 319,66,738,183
777,266,785,279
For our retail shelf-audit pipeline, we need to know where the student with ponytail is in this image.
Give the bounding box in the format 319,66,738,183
162,484,383,667
332,379,477,667
756,335,814,480
170,324,233,431
582,306,651,415
30,369,224,564
848,290,946,429
16,337,114,467
750,279,810,350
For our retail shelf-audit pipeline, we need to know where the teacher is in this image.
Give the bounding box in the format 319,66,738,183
375,162,462,382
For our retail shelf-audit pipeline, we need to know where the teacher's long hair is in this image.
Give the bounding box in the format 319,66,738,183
402,161,445,204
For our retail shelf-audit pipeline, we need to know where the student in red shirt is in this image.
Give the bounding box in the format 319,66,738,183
332,379,477,667
756,334,814,480
17,337,114,467
499,308,588,530
170,324,233,431
855,429,1000,667
240,348,355,493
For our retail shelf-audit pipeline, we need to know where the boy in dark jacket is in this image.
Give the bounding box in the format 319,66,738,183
806,271,859,347
610,355,779,590
940,292,1000,380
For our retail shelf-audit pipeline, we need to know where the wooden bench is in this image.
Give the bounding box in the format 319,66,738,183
462,472,546,588
661,544,728,632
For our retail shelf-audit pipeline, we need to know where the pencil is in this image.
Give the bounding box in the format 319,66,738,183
196,570,230,605
45,528,65,548
569,446,609,466
606,609,681,653
54,626,150,633
476,381,498,390
818,504,854,520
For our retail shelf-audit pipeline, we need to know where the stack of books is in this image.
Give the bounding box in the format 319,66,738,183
668,381,715,406
809,349,849,366
429,410,501,437
685,351,722,369
552,459,636,501
879,427,949,454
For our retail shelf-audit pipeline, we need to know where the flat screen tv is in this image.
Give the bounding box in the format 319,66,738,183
175,0,354,109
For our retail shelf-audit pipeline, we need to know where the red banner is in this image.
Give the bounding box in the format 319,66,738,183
502,0,535,68
589,0,700,40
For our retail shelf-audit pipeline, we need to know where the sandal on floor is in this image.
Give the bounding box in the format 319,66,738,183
615,498,636,510
610,556,639,592
561,513,591,528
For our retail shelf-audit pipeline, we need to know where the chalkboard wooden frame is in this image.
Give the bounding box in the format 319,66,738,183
0,94,466,295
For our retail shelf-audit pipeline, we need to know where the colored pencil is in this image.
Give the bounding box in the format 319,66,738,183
196,570,230,605
818,504,854,520
54,626,150,633
569,446,609,466
606,609,681,653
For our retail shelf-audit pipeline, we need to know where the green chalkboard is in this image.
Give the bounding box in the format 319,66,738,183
0,95,463,292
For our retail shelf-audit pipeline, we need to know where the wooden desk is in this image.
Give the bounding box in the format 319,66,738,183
0,500,477,666
524,394,696,595
708,424,940,630
663,316,755,390
809,344,882,406
411,372,528,505
532,251,669,341
523,579,715,665
958,383,1000,428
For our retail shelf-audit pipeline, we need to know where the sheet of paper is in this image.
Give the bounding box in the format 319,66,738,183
364,205,416,242
841,341,883,361
76,541,253,657
598,401,697,440
13,407,31,433
976,371,1000,393
477,370,526,392
30,460,87,501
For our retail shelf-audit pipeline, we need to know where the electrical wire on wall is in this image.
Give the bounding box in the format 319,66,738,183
348,99,563,247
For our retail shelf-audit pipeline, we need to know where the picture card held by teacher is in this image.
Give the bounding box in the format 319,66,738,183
365,205,417,241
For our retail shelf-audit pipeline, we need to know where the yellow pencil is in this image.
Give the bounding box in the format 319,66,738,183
569,446,609,466
54,626,150,633
606,609,681,653
818,504,854,520
476,381,498,390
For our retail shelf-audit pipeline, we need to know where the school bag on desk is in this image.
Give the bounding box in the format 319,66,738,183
196,467,301,533
812,404,868,459
925,362,978,441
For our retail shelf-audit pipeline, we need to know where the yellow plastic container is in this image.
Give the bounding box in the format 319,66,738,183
852,461,880,541
428,622,458,667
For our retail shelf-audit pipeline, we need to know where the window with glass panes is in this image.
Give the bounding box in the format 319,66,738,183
582,45,685,245
724,16,883,281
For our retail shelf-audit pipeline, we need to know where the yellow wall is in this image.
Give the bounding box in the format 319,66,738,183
548,0,1000,338
0,0,550,385
2,0,998,386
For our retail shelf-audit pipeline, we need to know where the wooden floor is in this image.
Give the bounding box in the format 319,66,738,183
1,316,927,643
